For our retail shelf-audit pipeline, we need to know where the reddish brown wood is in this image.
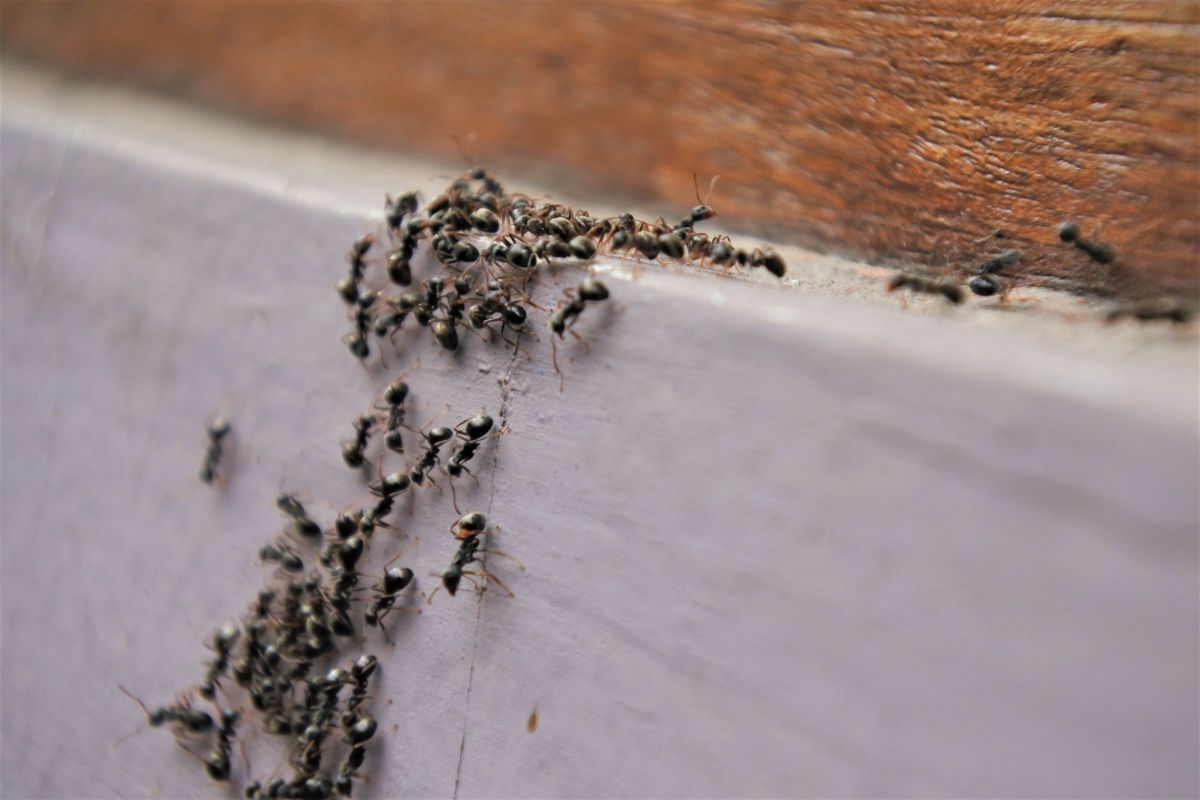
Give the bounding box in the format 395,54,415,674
3,0,1197,296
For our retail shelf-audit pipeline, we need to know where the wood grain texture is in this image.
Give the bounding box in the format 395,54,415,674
2,0,1197,297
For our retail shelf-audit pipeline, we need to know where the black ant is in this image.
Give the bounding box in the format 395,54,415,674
365,562,416,635
337,235,373,305
1106,300,1196,324
373,291,419,342
340,414,374,469
887,272,964,305
445,413,498,511
749,247,787,278
969,249,1022,298
343,654,377,722
429,512,523,602
199,623,240,700
435,534,504,601
335,743,369,797
259,540,305,573
466,282,532,348
409,425,454,487
202,707,239,782
277,494,322,539
384,192,419,232
1058,221,1116,264
119,686,214,736
378,376,412,454
199,416,232,484
549,277,610,388
359,465,412,535
673,174,719,232
342,289,377,363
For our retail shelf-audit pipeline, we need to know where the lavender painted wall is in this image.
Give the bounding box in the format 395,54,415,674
2,70,1198,798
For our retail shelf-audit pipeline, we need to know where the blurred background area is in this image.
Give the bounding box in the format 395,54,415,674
2,0,1197,299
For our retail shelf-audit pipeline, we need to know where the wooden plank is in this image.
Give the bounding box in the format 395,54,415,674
2,0,1197,298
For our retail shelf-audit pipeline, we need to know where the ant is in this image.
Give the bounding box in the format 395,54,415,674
384,192,419,232
549,276,610,389
199,623,241,700
749,247,787,278
335,744,369,797
467,291,529,348
428,512,523,602
369,470,411,503
343,654,377,724
259,540,305,573
364,563,416,635
673,174,719,232
373,291,419,343
119,686,214,736
445,413,498,512
1106,300,1195,324
341,414,375,469
337,235,373,305
409,425,454,487
342,289,377,363
1058,221,1116,264
277,494,322,539
199,416,232,484
202,707,239,782
968,249,1022,298
887,272,963,305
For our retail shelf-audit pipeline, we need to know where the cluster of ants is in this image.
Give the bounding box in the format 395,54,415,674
886,221,1195,323
146,165,790,797
124,463,516,800
142,166,1193,798
334,169,786,384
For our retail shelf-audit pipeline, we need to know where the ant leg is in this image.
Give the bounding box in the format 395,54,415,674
549,335,564,393
465,568,514,599
499,327,531,358
450,478,462,515
567,328,591,352
425,582,443,605
118,685,155,720
480,547,526,572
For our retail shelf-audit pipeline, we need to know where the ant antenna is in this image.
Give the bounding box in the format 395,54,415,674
451,133,480,171
694,173,720,207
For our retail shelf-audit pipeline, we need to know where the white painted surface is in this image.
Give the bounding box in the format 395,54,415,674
2,66,1198,798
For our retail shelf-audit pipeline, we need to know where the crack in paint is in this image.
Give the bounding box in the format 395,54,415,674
452,336,522,799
